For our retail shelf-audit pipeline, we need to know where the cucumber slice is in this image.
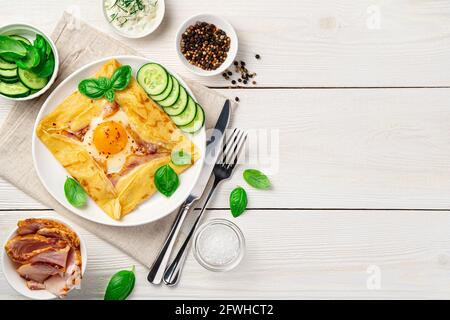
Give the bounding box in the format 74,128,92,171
151,75,173,102
170,96,197,126
158,76,180,107
0,68,17,78
164,85,188,116
10,35,31,45
180,104,205,133
18,68,48,90
0,80,30,97
137,63,168,96
0,52,22,63
0,57,16,70
0,76,19,83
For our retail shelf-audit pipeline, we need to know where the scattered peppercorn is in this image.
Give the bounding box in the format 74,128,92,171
180,21,231,71
227,71,232,76
255,54,261,59
233,61,238,66
240,61,246,66
235,96,240,102
252,81,256,85
243,80,248,84
238,78,242,82
231,80,236,85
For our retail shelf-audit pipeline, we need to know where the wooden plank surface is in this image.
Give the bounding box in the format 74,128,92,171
2,209,450,299
2,0,450,300
1,0,450,87
2,89,450,210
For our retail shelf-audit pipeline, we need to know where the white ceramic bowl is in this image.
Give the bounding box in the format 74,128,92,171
102,0,165,39
175,14,238,77
0,24,59,101
1,217,87,300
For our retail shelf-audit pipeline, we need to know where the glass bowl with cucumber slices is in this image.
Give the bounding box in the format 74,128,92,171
0,24,59,101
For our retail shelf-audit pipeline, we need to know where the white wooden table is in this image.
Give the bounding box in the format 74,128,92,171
2,0,450,299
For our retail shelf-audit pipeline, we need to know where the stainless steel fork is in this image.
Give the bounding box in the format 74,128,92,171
163,128,248,286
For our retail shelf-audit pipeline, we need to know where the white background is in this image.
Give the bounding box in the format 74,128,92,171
2,0,450,299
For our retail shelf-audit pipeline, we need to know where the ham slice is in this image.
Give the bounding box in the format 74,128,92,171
44,249,82,297
5,234,67,264
17,263,61,283
29,246,70,270
107,152,168,185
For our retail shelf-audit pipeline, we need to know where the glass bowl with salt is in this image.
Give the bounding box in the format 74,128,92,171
193,219,245,272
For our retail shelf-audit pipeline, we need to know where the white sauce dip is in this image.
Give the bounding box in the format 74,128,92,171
104,0,159,36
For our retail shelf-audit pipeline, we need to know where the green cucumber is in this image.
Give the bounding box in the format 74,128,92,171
170,96,197,126
180,104,205,133
137,63,168,96
18,68,48,90
0,80,30,97
151,75,173,102
0,57,16,70
164,85,188,116
10,35,31,45
158,75,180,107
0,68,17,78
0,76,19,83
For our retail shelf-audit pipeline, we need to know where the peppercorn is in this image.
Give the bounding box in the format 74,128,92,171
243,80,248,84
255,54,261,59
231,80,236,85
227,71,232,76
233,61,238,66
235,96,240,102
252,81,256,85
180,21,231,71
240,61,246,66
238,78,242,82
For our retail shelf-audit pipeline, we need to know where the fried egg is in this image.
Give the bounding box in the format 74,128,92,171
82,106,138,174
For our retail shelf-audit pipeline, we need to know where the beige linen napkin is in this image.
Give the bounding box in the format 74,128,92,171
0,12,235,268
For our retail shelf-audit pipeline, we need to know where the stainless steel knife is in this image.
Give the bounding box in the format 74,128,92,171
147,99,231,284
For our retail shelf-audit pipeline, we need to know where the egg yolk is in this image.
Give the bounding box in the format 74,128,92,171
93,121,128,155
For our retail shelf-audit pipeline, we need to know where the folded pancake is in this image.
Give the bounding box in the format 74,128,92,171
36,59,199,220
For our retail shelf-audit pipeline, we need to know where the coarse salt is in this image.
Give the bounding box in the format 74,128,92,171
197,224,240,266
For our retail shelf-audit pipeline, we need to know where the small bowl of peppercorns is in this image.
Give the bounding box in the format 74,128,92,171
176,14,238,77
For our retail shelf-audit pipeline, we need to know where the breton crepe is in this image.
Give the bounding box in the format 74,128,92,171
36,59,199,220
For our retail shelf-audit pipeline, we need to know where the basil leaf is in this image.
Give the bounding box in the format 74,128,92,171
64,177,87,208
78,79,106,99
229,186,247,218
243,169,271,190
37,53,55,78
0,35,27,57
110,65,132,91
104,266,135,300
104,89,115,102
154,164,179,197
171,149,192,166
97,77,111,90
16,44,40,70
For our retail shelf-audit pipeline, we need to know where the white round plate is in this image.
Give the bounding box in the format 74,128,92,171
32,55,206,227
1,216,87,300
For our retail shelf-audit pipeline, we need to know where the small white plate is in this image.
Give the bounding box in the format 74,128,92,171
32,55,206,227
175,14,238,77
1,217,87,300
0,24,59,101
102,0,165,39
